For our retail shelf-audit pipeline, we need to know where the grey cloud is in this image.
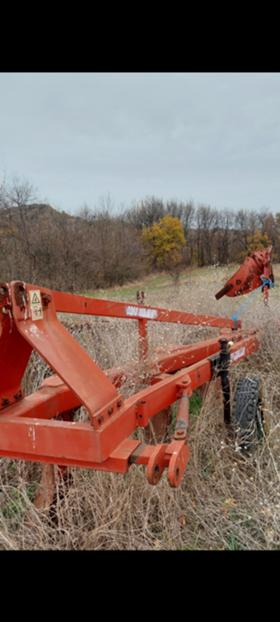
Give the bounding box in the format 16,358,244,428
0,72,280,212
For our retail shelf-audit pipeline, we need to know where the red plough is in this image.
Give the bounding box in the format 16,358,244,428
0,269,263,494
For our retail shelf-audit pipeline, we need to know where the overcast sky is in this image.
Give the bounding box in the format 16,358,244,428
1,72,280,214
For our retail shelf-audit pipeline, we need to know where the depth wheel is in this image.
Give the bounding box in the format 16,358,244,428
232,376,267,451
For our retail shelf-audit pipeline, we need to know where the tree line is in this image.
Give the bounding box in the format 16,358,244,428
0,178,279,292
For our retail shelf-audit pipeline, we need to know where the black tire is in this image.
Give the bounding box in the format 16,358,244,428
232,376,266,451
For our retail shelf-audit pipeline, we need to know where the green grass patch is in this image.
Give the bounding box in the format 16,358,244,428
226,533,243,550
78,268,198,301
189,391,203,418
26,481,38,503
1,488,26,523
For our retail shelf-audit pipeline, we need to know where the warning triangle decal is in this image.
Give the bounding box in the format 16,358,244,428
31,292,40,304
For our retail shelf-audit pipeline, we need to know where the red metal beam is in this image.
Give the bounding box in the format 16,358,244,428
0,283,32,407
52,289,240,329
0,332,259,465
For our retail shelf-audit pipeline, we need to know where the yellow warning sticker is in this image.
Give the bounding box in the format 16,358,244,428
30,290,43,321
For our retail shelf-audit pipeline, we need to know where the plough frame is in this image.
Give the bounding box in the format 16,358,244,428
0,279,260,488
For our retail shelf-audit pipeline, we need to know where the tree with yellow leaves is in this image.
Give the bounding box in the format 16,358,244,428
247,229,271,253
142,215,186,277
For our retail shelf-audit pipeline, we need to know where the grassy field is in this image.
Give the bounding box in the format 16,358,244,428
79,264,239,301
1,264,280,550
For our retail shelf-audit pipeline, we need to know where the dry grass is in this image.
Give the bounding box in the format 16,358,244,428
0,265,280,550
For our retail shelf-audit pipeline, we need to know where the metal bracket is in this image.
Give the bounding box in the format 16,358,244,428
209,338,231,425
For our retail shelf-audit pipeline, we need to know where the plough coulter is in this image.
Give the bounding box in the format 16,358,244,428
0,248,273,497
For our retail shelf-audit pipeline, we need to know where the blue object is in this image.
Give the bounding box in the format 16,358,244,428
231,278,274,322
